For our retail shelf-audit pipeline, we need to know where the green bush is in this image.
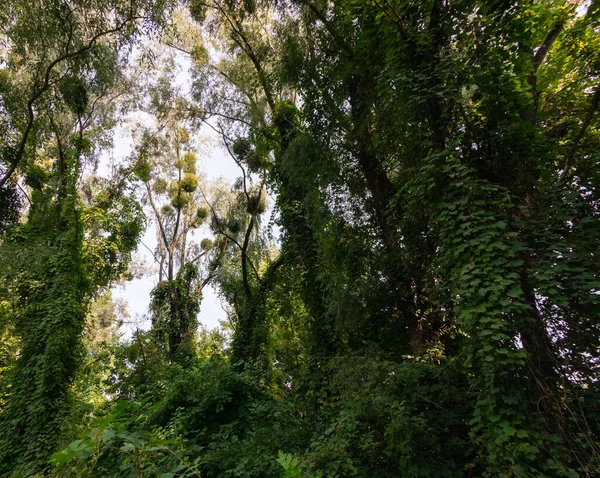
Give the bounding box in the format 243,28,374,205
52,357,301,477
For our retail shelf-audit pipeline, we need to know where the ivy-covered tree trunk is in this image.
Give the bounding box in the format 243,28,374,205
151,263,202,364
0,168,88,475
272,104,338,375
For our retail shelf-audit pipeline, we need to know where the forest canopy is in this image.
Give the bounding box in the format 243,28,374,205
0,0,599,477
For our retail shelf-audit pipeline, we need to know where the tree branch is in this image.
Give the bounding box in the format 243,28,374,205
140,239,168,278
532,21,564,72
146,182,171,254
301,0,355,55
213,0,276,110
0,12,144,188
218,123,251,204
198,185,260,281
560,85,600,182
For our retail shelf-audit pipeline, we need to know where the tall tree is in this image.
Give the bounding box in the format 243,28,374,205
186,0,600,473
0,0,168,472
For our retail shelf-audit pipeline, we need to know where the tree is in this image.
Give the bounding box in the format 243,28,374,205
0,0,170,190
1,1,599,476
130,70,225,363
0,0,165,472
185,0,600,473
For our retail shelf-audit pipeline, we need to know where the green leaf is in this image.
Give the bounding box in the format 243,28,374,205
102,428,116,443
120,442,135,453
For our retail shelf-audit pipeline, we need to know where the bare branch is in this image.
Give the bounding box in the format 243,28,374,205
198,184,260,281
146,182,171,253
217,123,251,204
140,239,168,278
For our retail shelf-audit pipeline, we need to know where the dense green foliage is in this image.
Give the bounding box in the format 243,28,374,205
1,0,599,476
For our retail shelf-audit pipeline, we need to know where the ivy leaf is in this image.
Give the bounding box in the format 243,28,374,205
120,442,135,453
